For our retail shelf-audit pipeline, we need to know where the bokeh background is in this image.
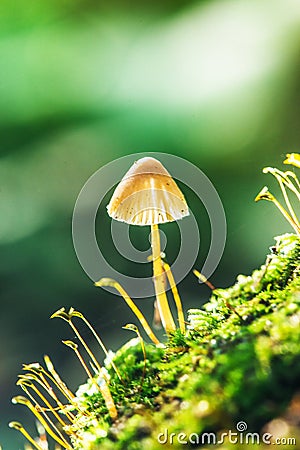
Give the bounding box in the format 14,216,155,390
1,0,300,447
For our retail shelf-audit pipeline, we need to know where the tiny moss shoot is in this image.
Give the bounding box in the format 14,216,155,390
95,278,160,345
255,157,300,234
10,154,300,450
122,324,147,386
9,422,44,450
162,259,185,333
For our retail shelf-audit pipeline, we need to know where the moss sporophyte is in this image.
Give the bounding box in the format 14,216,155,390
10,155,300,450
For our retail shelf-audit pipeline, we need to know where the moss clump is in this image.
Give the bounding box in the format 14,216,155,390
72,233,300,450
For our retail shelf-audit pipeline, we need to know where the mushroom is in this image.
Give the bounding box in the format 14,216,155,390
107,157,189,333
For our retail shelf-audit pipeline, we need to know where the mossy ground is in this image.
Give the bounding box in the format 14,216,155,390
70,234,300,449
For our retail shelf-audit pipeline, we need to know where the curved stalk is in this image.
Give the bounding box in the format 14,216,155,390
95,279,160,345
9,422,44,450
151,224,176,333
162,261,185,333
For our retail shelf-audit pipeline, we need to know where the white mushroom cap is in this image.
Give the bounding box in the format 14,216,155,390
107,157,189,225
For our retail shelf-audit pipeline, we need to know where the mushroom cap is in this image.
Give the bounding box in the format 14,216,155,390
107,157,189,225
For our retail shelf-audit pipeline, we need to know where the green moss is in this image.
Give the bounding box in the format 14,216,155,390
73,233,300,449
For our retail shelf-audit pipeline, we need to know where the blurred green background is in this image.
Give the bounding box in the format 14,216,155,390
1,0,300,447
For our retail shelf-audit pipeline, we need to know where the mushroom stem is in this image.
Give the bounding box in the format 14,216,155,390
150,224,176,333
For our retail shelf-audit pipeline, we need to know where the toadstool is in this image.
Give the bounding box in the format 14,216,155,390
107,156,189,333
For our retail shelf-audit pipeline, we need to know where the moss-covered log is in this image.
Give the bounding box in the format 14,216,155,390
72,233,300,450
